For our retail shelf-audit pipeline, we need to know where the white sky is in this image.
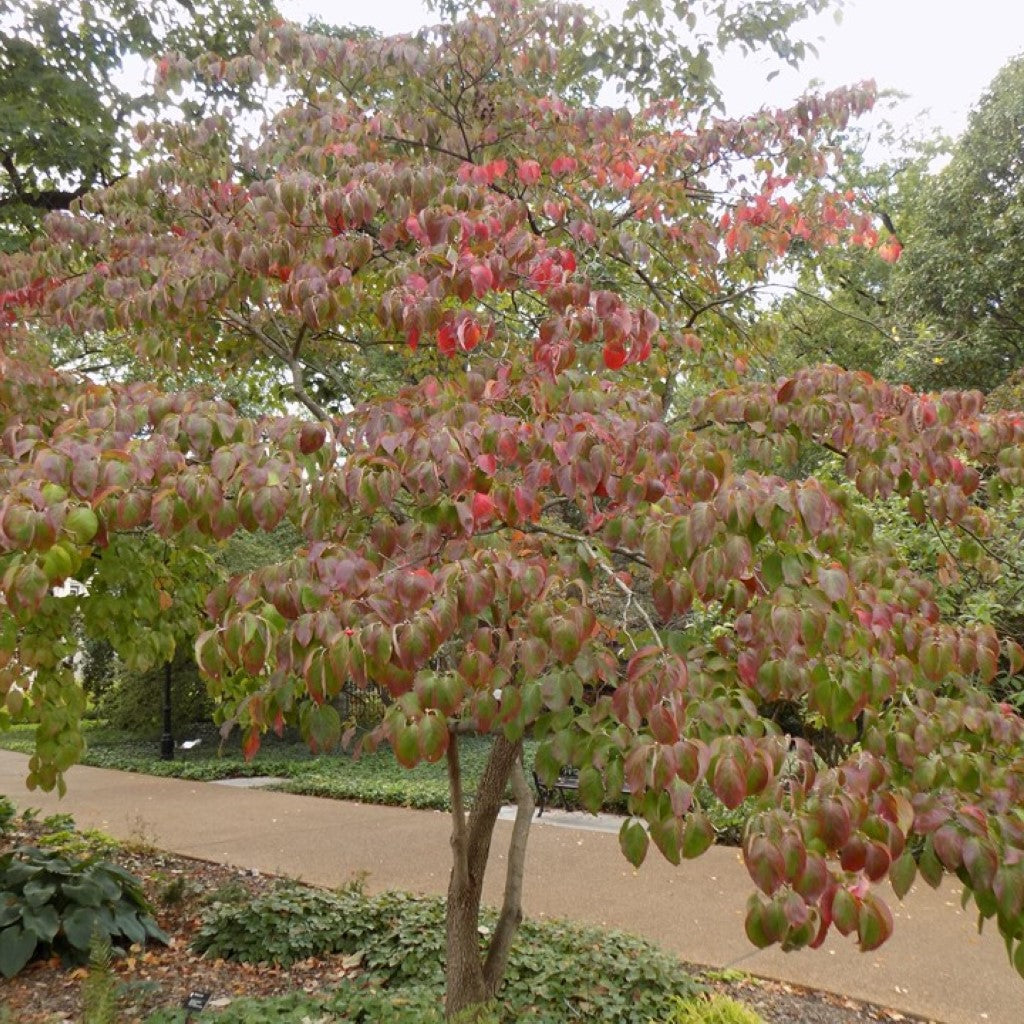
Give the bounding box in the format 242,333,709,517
278,0,1024,146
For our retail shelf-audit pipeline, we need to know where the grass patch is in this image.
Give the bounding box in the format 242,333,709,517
665,995,767,1023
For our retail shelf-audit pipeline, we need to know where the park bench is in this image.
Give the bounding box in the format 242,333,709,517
532,767,578,816
532,767,630,816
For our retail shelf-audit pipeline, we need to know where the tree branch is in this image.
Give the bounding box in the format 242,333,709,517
522,522,649,568
483,754,533,993
218,311,331,421
583,541,663,649
447,733,469,890
766,283,893,341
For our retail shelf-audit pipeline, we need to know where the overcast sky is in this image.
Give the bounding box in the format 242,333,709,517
277,0,1024,145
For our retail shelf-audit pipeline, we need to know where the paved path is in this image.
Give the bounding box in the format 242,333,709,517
1,750,1019,1024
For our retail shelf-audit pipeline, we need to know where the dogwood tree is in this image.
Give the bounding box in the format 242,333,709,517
2,2,1024,1017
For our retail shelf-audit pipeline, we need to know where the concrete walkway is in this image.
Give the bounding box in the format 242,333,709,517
1,750,1019,1024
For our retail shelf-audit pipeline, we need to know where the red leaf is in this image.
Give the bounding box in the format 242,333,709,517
471,491,495,526
603,342,627,370
712,755,747,810
469,263,494,297
457,317,483,352
437,321,457,357
242,729,261,761
747,835,785,895
551,155,578,177
299,422,327,454
878,238,903,263
516,159,542,185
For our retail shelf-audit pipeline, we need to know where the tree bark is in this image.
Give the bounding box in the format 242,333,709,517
444,733,532,1021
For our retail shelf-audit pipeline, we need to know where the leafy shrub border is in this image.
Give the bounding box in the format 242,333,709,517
192,882,701,1023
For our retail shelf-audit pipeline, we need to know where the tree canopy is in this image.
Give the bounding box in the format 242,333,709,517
2,1,1024,1018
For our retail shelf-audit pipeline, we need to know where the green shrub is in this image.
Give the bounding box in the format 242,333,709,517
193,883,699,1023
194,881,355,967
0,846,169,978
30,812,121,860
661,995,766,1024
0,796,15,835
36,826,121,859
96,651,212,735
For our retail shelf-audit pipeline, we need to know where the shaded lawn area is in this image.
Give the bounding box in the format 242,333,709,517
0,722,750,838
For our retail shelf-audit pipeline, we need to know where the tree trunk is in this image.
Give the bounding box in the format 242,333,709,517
444,733,534,1020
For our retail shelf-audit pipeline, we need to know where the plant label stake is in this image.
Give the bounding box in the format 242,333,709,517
183,991,211,1014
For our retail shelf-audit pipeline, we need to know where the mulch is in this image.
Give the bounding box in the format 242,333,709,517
2,818,938,1024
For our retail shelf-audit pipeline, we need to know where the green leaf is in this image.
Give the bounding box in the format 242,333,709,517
619,818,649,868
744,897,772,949
0,924,37,979
831,888,858,935
140,914,169,945
918,838,945,889
114,909,146,945
60,880,104,907
857,894,893,952
889,850,916,900
391,724,420,770
681,812,714,859
1014,939,1024,981
604,757,625,803
21,903,59,943
533,742,562,787
62,906,98,952
21,878,57,907
577,765,604,814
0,897,20,928
649,817,680,866
761,550,783,590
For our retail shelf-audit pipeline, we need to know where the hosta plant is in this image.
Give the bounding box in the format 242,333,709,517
0,846,169,978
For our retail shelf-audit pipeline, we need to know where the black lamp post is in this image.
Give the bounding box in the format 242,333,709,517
160,659,174,760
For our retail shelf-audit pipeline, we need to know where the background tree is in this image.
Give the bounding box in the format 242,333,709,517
0,0,278,252
3,2,1024,1020
86,523,300,736
888,54,1024,394
772,55,1024,396
766,120,934,379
